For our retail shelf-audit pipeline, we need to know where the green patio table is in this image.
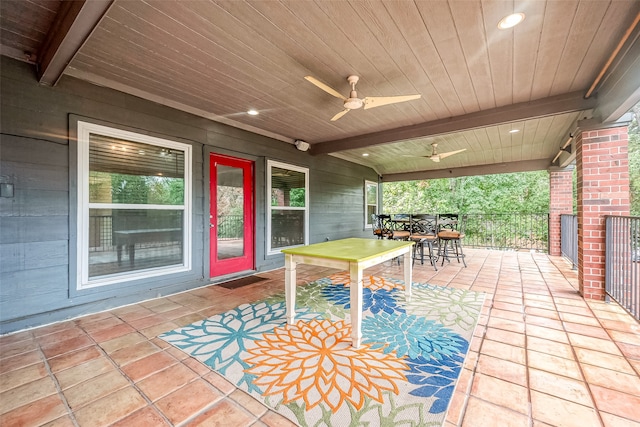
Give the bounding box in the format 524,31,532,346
281,237,414,348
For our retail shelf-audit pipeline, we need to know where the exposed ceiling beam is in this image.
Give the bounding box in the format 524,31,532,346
381,159,552,182
592,20,640,123
38,0,113,86
311,91,597,156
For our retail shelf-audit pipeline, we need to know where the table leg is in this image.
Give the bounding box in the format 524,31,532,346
284,254,297,325
349,263,363,348
403,249,412,301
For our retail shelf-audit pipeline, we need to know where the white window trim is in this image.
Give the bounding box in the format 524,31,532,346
266,160,309,255
77,121,192,289
364,180,378,229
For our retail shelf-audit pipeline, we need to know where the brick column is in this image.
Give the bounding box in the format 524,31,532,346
576,126,630,300
548,167,574,256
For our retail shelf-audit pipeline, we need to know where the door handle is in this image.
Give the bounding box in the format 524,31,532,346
210,223,215,228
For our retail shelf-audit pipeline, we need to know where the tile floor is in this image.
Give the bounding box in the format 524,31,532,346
1,249,639,427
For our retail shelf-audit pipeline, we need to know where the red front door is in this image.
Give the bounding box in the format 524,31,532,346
209,154,254,277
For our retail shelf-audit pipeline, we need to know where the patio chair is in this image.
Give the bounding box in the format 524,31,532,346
389,214,411,240
437,214,467,267
409,214,438,270
371,214,393,239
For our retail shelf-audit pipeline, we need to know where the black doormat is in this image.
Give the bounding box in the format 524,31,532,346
218,275,269,290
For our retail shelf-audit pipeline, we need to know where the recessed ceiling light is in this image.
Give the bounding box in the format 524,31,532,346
509,129,520,134
247,109,259,116
498,13,525,29
362,153,369,157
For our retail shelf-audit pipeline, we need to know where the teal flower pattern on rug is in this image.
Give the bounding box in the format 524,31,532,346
160,275,484,427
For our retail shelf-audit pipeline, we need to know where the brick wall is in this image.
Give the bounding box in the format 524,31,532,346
576,126,630,300
549,168,574,256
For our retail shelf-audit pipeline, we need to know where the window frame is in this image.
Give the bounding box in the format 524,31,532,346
364,180,378,229
266,160,309,255
76,121,192,290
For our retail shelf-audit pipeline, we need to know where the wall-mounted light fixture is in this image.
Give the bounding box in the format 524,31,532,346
294,140,310,151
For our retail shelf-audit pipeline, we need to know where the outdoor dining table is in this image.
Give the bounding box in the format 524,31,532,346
281,237,414,348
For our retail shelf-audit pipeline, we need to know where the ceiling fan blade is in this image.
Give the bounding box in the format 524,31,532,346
331,109,350,121
430,155,441,163
362,94,421,110
438,148,467,159
305,76,346,100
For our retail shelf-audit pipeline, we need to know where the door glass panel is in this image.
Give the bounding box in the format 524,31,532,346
217,165,244,260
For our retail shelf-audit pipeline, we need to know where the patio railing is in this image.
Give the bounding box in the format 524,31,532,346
561,214,578,269
463,213,549,252
605,215,640,321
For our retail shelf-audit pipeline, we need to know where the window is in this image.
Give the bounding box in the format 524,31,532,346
267,160,308,255
77,121,191,289
364,180,378,229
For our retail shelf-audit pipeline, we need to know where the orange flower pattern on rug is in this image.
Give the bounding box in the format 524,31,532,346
328,272,404,292
244,318,408,412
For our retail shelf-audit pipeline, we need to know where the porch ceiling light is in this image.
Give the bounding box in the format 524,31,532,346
247,109,259,116
498,13,525,29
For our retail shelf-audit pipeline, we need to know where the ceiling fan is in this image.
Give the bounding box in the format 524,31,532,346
304,75,421,121
426,143,466,162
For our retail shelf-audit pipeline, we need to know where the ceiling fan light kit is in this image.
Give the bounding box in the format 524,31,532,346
305,74,421,121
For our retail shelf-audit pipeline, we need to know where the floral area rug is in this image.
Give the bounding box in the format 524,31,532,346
159,273,485,427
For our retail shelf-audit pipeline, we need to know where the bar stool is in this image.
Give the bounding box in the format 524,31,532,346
437,214,467,267
409,214,438,270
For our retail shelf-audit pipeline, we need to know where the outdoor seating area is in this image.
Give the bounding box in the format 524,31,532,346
372,213,467,270
1,248,639,426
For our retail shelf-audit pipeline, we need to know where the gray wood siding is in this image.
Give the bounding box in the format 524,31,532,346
0,57,378,334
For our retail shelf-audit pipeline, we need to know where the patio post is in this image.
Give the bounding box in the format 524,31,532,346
576,125,631,300
548,166,574,256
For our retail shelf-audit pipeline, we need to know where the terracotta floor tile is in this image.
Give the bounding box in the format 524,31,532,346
480,339,526,365
0,376,58,414
445,389,466,425
525,306,560,319
560,312,601,327
79,315,124,334
112,305,155,322
525,323,569,343
64,369,130,410
527,349,583,380
0,393,68,426
476,354,527,387
526,336,574,360
0,338,40,359
0,349,42,375
568,332,623,355
484,327,525,348
44,415,76,427
590,385,640,422
122,350,178,382
156,379,223,424
618,342,640,361
470,373,529,414
0,330,33,346
138,321,179,339
230,389,268,417
75,311,116,327
54,356,115,390
486,316,526,334
582,364,640,397
137,363,198,402
31,321,75,338
36,327,87,348
525,315,564,331
186,399,256,427
109,340,161,366
127,314,169,331
0,362,48,392
600,412,640,427
491,301,524,313
73,387,147,427
182,356,212,376
461,396,530,427
530,390,600,427
99,332,147,354
259,410,299,427
563,321,611,339
528,368,592,406
575,348,636,374
599,319,640,334
203,371,236,395
609,330,640,346
89,322,135,343
41,335,94,359
47,346,102,373
111,406,171,427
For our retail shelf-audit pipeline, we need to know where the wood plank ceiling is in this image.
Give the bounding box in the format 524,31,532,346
1,0,639,181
